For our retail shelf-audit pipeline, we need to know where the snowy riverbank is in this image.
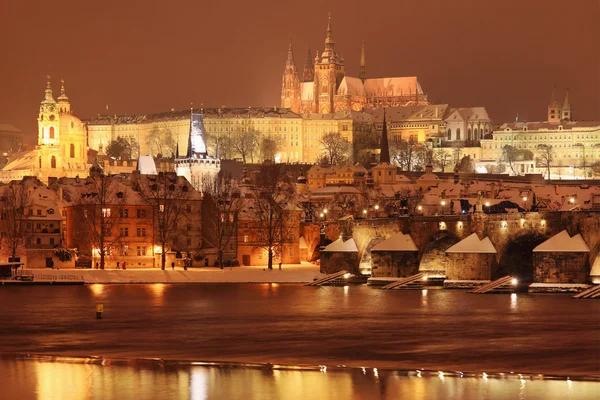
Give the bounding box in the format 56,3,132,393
16,264,325,284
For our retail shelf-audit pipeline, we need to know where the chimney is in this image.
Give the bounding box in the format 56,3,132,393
58,186,63,201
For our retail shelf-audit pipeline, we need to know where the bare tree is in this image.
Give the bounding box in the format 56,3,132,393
536,144,554,179
391,138,424,171
139,172,194,269
457,155,475,173
0,182,32,260
248,164,297,270
433,148,451,172
231,128,259,163
201,175,243,268
319,132,352,165
451,143,464,168
146,126,176,157
260,137,281,162
74,173,127,269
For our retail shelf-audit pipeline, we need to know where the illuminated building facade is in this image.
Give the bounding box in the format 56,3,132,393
0,77,89,184
281,15,429,114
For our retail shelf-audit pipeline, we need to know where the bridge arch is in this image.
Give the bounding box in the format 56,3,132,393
495,233,548,284
418,230,461,276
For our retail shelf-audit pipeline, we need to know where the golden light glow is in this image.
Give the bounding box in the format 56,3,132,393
541,219,546,226
485,201,490,207
417,205,423,211
323,209,328,214
523,196,527,202
501,221,507,228
439,221,446,229
89,284,105,297
374,204,379,210
569,197,575,203
154,246,162,254
362,209,367,214
441,200,446,206
520,218,525,226
458,222,463,228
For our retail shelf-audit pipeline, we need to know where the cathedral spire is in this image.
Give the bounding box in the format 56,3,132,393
321,13,337,63
380,109,390,164
549,84,559,107
43,75,55,104
303,45,314,82
359,40,366,82
562,88,571,121
286,40,295,66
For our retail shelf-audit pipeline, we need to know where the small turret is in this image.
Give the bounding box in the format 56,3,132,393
547,84,561,123
561,88,571,121
57,79,71,114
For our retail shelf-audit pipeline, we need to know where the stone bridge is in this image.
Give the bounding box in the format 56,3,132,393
302,211,600,283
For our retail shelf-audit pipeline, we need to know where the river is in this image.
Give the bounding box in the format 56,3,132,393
0,284,598,399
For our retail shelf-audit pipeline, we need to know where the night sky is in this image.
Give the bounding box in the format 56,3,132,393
1,0,598,145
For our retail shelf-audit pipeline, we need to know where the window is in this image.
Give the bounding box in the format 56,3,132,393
122,246,129,256
137,209,147,218
51,156,56,168
50,238,55,245
244,235,249,243
186,205,192,213
186,224,192,231
137,246,141,256
119,209,129,218
70,143,75,158
36,238,41,245
447,129,451,140
456,128,461,140
186,237,192,246
37,209,41,216
102,208,111,217
49,126,55,139
159,205,165,212
120,227,129,237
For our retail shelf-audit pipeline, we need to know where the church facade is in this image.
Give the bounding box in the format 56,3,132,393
0,77,89,184
281,15,429,114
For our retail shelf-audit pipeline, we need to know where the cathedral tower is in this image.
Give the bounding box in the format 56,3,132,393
280,41,300,112
312,14,345,114
547,84,561,123
57,79,71,115
38,76,60,147
561,88,571,121
302,46,314,82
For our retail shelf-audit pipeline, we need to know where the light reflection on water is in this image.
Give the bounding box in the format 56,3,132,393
0,359,596,400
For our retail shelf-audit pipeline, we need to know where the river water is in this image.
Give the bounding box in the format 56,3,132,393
0,284,598,399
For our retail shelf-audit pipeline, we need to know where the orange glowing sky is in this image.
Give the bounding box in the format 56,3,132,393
0,0,598,144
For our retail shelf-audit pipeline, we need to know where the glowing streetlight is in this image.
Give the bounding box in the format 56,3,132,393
319,213,324,219
374,204,379,211
485,201,490,207
441,200,446,215
522,196,528,211
569,197,575,204
511,278,518,286
417,205,423,212
323,208,328,221
362,209,367,217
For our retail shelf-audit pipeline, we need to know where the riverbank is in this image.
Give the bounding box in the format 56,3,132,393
8,263,324,284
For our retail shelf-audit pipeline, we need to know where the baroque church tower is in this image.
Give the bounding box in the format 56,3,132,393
312,14,345,114
280,41,300,112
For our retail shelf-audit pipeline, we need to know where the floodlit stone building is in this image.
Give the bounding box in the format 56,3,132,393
0,78,89,184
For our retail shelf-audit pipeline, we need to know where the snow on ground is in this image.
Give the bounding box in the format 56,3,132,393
445,233,497,254
22,263,324,284
533,230,591,252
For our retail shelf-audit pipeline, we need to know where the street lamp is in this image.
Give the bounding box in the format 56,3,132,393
441,200,446,215
569,197,575,204
522,196,527,211
362,209,367,218
323,208,328,221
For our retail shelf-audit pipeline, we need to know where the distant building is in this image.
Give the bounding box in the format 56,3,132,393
0,124,23,165
281,15,428,114
480,88,600,178
0,77,89,184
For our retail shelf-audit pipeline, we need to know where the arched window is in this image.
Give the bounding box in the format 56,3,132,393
456,128,461,140
51,156,56,168
474,128,478,140
447,129,451,140
70,143,75,158
49,126,55,139
467,128,472,141
39,157,42,168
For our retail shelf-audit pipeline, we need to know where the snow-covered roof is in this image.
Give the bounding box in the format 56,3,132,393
533,230,590,253
337,77,365,97
590,255,600,278
299,236,308,249
372,232,418,252
137,156,157,175
446,233,497,254
363,77,423,97
322,238,358,253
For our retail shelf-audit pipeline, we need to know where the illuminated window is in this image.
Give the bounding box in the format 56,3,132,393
70,143,75,158
102,208,111,217
244,235,248,243
49,127,55,139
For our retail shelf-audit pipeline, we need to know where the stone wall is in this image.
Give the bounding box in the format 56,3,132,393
321,252,359,275
445,253,496,280
371,251,419,278
533,252,590,283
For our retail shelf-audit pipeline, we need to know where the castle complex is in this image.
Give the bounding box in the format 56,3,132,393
281,15,428,114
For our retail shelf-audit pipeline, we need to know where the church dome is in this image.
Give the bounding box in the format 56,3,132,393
59,114,86,136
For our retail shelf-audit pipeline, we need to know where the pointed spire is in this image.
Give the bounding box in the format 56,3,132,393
321,13,337,63
380,109,390,164
359,41,366,82
303,45,314,82
286,40,295,66
562,88,570,109
57,78,69,102
43,75,55,103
